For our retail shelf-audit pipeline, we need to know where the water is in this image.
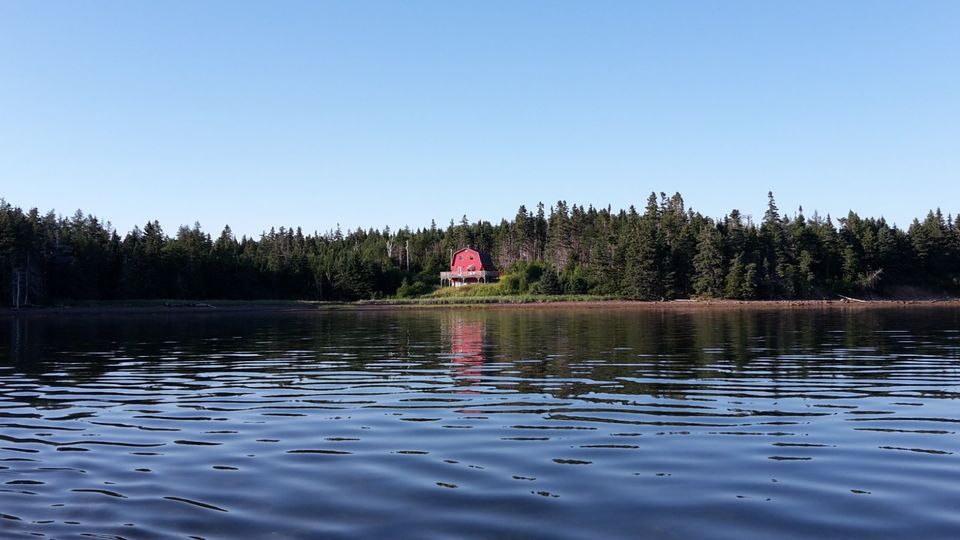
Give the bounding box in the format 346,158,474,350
2,307,960,539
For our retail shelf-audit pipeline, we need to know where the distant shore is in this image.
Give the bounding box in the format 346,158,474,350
357,298,960,312
2,297,959,317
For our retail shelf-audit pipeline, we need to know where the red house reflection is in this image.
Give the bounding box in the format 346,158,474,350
445,315,485,385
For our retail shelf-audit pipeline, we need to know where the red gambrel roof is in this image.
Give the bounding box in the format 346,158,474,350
450,247,496,271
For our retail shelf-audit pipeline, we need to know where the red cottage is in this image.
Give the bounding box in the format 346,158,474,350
440,247,499,287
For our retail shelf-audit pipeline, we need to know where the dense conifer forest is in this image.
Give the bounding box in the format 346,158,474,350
2,192,958,306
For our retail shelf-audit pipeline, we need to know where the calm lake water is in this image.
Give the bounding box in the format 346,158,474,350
2,307,960,539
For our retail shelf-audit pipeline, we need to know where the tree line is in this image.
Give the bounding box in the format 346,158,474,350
2,192,958,306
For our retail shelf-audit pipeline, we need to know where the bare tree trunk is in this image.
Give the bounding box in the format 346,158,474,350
13,270,21,309
24,254,30,306
405,240,410,272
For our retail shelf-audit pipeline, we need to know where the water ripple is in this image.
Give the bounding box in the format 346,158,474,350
2,308,960,539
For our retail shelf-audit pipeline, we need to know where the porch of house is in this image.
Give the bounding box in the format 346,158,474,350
440,270,500,287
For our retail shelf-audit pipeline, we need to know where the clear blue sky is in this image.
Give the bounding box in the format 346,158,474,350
1,1,957,238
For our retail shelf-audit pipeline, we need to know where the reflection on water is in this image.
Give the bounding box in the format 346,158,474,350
1,307,960,539
446,315,485,385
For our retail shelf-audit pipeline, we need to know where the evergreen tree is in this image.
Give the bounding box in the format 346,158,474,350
693,222,725,298
725,254,745,299
539,268,561,295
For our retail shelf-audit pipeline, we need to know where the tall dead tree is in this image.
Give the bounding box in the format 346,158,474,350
11,269,22,309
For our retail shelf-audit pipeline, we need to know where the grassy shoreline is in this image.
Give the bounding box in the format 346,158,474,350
2,296,959,317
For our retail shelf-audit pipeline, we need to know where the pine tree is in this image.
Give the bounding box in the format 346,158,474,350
539,268,561,295
725,254,745,299
693,222,725,298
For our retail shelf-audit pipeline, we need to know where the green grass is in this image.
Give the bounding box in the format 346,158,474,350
356,283,616,305
40,293,617,311
427,284,507,298
359,292,615,306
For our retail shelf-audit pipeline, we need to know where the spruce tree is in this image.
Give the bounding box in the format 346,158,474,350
725,254,745,299
539,268,561,295
693,222,725,298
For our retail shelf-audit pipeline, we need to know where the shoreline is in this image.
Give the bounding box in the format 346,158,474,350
2,298,958,317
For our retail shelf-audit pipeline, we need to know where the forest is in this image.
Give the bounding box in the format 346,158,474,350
1,192,958,306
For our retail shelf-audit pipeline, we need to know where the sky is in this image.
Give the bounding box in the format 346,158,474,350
1,1,957,238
